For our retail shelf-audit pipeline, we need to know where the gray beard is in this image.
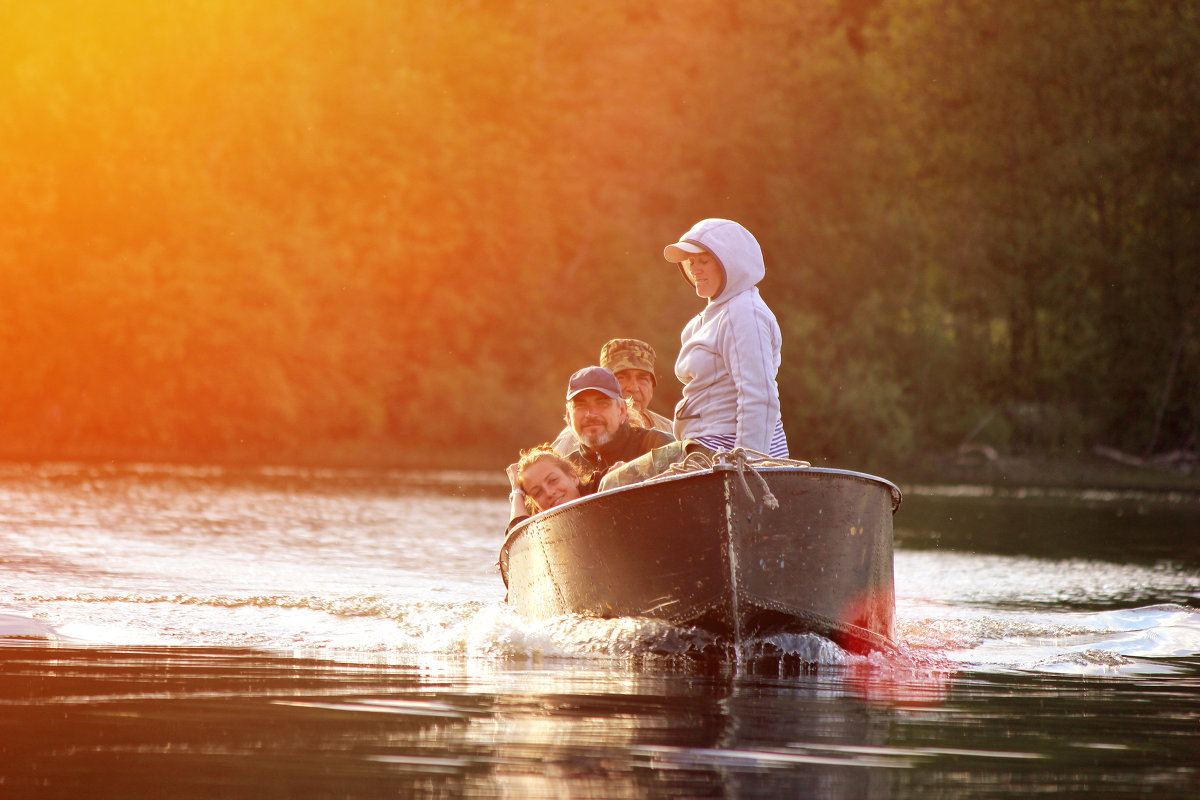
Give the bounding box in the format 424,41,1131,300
579,427,614,449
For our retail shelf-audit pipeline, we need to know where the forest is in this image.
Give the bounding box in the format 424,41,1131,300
2,0,1197,473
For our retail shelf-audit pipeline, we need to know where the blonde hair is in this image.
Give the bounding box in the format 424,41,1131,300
624,397,652,429
517,444,583,513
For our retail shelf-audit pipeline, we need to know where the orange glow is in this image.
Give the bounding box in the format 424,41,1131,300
0,2,953,464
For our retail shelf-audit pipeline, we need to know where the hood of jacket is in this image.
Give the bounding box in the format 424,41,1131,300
674,218,765,305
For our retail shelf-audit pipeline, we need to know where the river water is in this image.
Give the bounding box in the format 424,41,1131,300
1,462,1198,798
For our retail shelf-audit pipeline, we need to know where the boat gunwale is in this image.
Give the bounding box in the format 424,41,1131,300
500,465,901,557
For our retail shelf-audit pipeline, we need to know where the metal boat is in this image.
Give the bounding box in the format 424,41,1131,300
499,462,901,654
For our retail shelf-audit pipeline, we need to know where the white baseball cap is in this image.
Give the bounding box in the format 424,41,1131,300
663,240,707,263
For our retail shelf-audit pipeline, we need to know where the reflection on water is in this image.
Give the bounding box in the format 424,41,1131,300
0,645,901,799
4,644,1198,799
0,644,922,799
897,487,1200,566
1,464,1199,797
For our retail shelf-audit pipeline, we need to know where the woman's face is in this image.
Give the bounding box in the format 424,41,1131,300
683,252,725,299
521,459,582,511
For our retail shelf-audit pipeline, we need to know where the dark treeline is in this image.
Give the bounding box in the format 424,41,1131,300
2,0,1197,471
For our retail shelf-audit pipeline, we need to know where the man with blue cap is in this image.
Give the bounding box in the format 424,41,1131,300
563,365,675,479
552,338,673,455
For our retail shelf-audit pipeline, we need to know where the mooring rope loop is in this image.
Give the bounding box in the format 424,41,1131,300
717,448,780,510
660,451,717,476
656,446,810,511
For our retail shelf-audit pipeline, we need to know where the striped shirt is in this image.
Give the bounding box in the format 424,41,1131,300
694,420,789,459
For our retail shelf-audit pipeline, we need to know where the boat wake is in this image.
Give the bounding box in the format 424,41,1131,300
9,591,1199,678
897,603,1200,674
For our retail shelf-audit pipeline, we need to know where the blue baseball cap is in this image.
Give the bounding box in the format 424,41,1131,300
565,366,623,401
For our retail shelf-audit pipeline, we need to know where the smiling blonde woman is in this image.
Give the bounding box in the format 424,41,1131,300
504,444,590,534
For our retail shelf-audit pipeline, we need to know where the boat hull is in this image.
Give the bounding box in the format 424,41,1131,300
500,466,900,654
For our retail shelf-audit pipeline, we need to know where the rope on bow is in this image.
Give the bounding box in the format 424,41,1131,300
654,445,811,512
715,448,781,510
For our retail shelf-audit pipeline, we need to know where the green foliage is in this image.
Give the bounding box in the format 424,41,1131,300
0,0,1196,467
860,0,1200,458
779,304,915,470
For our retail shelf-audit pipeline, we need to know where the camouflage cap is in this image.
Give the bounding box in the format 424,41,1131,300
600,339,657,385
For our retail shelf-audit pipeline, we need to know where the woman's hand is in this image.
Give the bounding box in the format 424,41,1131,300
505,463,521,491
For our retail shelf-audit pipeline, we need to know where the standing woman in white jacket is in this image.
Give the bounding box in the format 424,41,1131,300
662,218,789,458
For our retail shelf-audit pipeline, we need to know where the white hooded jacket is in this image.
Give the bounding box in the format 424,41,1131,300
670,219,785,454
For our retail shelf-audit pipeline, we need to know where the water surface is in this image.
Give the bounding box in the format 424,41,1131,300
1,463,1197,798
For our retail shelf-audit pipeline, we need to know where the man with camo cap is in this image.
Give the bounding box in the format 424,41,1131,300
552,338,674,455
